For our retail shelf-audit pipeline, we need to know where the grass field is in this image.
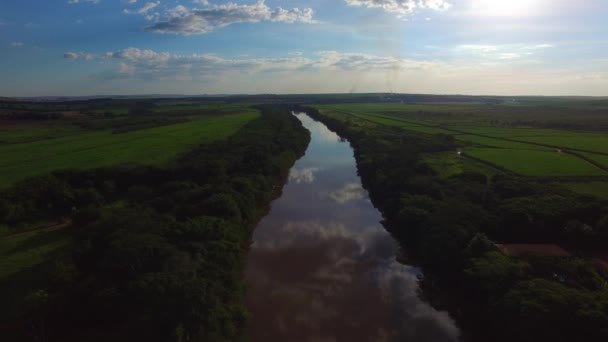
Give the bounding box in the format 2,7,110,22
456,135,552,150
315,103,608,181
465,148,607,176
0,124,82,144
0,111,259,186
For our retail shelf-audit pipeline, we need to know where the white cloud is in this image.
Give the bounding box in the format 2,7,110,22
145,0,315,35
453,43,554,63
67,0,100,4
63,52,94,60
123,1,159,15
10,42,24,47
59,46,608,97
345,0,451,17
66,47,447,82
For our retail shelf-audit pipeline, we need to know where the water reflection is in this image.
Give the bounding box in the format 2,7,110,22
245,114,460,342
289,167,321,184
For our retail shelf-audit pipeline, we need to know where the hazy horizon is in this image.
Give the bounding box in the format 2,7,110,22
1,0,607,97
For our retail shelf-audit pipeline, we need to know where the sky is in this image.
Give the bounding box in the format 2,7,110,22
0,0,607,96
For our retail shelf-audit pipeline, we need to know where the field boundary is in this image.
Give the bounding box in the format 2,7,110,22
327,108,608,176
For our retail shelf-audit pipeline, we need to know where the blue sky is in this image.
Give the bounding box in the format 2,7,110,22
1,0,607,96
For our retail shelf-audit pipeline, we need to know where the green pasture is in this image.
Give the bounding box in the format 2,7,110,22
465,148,607,177
0,112,259,186
316,103,608,178
514,134,608,154
455,135,552,151
578,152,608,169
0,124,82,144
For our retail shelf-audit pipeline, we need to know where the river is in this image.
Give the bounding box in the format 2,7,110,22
244,113,461,342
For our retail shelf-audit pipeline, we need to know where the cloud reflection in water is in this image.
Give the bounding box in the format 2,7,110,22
246,220,460,342
246,113,459,342
289,167,321,184
327,182,367,204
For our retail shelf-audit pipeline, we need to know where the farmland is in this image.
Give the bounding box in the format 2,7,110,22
0,101,259,186
314,101,608,196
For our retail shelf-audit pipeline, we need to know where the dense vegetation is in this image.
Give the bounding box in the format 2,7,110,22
299,105,608,342
0,105,310,341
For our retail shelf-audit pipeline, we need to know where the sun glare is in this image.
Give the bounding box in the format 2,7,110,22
472,0,543,17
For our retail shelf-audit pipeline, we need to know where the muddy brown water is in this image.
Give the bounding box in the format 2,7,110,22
245,113,460,342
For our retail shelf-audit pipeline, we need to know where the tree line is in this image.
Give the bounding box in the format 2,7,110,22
298,105,608,342
0,105,310,341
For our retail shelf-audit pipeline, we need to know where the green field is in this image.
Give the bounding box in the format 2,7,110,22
0,124,82,144
456,135,552,150
465,148,607,176
0,112,258,186
315,103,608,180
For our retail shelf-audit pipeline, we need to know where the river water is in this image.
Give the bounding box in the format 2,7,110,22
244,113,460,342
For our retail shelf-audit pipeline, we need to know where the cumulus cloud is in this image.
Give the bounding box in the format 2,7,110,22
63,52,94,60
345,0,451,17
145,0,315,35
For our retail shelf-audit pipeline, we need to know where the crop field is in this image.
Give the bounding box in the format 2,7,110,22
315,101,608,197
465,148,607,176
319,100,608,128
0,111,259,186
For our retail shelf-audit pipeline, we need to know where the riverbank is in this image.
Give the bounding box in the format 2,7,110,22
0,105,311,341
297,105,608,342
244,112,460,341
